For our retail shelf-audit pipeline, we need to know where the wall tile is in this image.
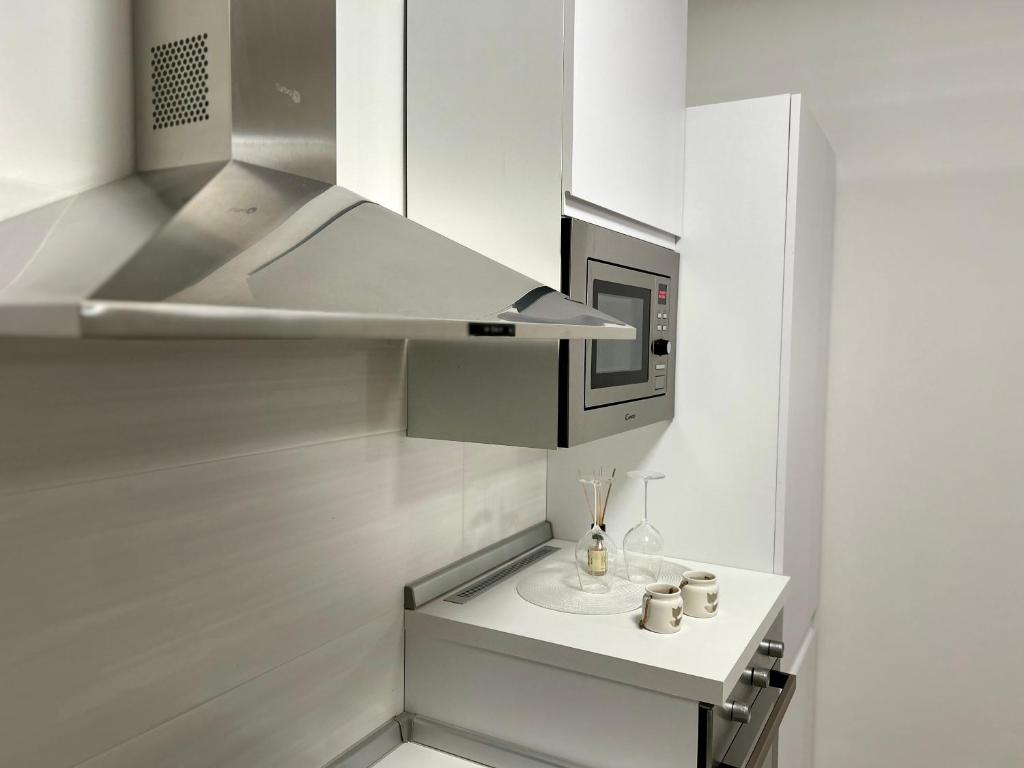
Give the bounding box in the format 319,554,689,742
0,339,406,494
0,433,463,768
78,614,405,768
462,443,547,551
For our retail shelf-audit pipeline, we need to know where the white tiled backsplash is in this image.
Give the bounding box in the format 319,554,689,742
0,339,546,768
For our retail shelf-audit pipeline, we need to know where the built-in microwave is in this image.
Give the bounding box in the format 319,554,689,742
559,217,678,445
406,218,678,448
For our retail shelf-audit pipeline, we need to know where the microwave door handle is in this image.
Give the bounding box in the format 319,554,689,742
719,670,797,768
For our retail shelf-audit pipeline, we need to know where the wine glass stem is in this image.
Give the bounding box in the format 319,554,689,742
642,481,649,523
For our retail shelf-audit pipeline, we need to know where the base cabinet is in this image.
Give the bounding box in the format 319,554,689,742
405,611,792,768
406,630,698,768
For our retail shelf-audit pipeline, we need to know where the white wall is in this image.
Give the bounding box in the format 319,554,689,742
0,4,546,768
0,1,134,218
687,0,1024,180
818,165,1024,767
688,1,1024,765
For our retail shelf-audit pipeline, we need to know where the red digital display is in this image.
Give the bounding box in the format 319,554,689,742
657,284,669,305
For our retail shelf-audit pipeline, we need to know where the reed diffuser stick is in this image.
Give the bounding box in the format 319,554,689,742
598,467,616,527
578,470,593,524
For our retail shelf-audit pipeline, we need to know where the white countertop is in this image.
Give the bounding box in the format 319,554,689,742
407,540,788,704
375,743,480,767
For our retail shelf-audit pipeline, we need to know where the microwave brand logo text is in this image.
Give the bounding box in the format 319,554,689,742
275,82,301,104
624,412,637,421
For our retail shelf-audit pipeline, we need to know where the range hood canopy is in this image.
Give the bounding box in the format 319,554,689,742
0,0,632,343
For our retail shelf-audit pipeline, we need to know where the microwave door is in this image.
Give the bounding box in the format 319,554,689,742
591,280,651,388
585,262,660,409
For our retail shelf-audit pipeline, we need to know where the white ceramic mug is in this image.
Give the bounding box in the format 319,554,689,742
640,583,684,634
680,570,719,618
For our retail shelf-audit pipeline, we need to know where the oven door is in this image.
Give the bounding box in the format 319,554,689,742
585,260,663,409
699,669,797,768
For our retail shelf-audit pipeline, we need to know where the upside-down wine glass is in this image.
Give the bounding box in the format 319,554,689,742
623,470,666,583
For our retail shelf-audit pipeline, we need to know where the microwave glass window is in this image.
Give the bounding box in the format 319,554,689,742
595,293,644,373
591,280,650,388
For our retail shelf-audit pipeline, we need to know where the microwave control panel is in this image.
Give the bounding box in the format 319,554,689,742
653,281,671,390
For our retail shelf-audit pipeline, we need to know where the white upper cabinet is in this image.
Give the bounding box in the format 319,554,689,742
406,0,687,288
566,0,687,239
407,0,566,287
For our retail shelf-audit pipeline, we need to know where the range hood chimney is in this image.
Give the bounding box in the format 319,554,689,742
0,0,632,342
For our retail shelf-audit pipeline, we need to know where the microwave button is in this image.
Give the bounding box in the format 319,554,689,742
654,375,667,391
655,363,667,371
651,339,672,356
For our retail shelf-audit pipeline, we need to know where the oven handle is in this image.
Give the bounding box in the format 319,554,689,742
719,670,797,768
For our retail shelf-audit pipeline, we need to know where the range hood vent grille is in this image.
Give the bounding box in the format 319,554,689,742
150,33,211,131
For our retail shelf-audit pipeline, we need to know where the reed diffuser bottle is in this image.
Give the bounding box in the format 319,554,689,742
575,470,618,593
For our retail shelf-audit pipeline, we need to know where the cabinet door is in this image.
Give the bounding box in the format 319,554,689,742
406,0,565,288
777,628,818,768
775,95,836,654
567,0,687,237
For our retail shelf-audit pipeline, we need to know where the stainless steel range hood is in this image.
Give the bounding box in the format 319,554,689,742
0,0,632,343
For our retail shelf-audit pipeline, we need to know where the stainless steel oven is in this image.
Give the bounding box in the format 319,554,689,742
701,613,795,768
560,217,678,445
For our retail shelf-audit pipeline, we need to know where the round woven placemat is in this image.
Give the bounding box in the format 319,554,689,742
516,553,687,615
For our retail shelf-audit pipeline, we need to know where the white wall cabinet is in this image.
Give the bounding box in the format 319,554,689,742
566,0,687,238
0,0,134,219
548,97,834,764
406,0,687,287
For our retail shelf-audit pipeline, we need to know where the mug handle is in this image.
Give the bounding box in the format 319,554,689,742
640,593,651,628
